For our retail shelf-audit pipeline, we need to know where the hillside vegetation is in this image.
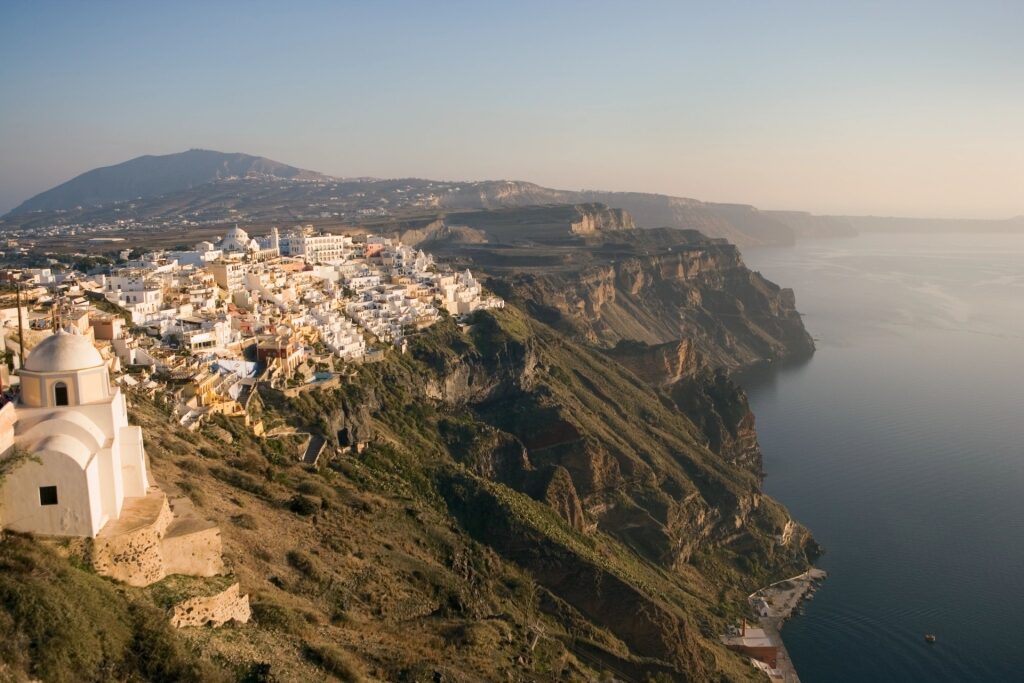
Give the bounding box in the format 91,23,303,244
2,307,814,682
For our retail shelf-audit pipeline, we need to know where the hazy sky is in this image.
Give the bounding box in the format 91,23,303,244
1,1,1022,218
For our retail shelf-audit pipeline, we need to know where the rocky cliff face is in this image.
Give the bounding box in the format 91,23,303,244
434,181,798,246
396,202,635,248
500,234,813,372
476,227,812,495
282,308,817,679
422,220,813,525
0,298,815,681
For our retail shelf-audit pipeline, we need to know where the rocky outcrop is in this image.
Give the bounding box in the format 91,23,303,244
434,181,797,246
669,369,762,473
398,219,490,248
605,338,700,386
521,465,586,533
392,202,635,248
569,203,636,234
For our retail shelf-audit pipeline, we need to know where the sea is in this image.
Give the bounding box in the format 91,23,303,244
740,232,1024,682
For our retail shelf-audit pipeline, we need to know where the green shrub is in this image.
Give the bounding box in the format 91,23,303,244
250,599,306,635
231,513,258,529
302,642,363,682
287,494,318,516
286,550,324,582
210,466,271,498
297,479,330,498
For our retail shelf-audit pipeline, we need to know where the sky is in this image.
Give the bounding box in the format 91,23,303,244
1,0,1022,218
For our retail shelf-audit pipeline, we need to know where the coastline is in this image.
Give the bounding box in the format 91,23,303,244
722,567,827,682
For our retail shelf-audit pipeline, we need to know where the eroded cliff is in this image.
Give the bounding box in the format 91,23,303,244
265,308,817,680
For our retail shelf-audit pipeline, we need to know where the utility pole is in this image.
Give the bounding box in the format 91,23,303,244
16,279,25,370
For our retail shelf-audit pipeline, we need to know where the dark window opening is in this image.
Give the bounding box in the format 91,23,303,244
54,382,68,406
39,486,58,506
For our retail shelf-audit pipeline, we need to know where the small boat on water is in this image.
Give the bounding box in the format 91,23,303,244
924,634,937,644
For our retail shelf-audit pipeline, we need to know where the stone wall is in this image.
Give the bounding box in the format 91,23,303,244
161,521,224,577
169,582,251,628
91,493,173,587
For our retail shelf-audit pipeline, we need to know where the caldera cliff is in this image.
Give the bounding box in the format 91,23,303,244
0,204,817,682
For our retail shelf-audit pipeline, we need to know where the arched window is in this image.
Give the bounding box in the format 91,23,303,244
54,382,69,406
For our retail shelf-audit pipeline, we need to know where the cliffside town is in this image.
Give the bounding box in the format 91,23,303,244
1,225,502,434
0,207,817,682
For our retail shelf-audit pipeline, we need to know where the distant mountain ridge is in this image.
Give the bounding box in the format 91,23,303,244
9,149,328,215
433,182,797,246
7,149,1020,245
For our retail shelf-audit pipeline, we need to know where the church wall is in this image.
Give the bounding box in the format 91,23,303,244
44,374,78,407
85,461,106,535
73,396,124,440
91,494,173,586
0,403,15,454
75,367,111,404
162,525,224,577
20,375,41,407
1,451,96,537
118,425,149,497
20,369,109,409
95,445,124,523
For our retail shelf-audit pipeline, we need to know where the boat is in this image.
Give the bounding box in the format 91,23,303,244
924,634,937,644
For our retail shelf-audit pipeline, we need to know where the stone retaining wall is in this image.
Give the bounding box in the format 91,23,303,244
170,582,251,628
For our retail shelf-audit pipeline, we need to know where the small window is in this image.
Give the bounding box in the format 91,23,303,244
39,486,58,506
54,382,68,406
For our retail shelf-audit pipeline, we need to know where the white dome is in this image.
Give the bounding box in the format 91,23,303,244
24,331,104,373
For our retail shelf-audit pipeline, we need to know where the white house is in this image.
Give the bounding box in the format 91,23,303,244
0,330,149,537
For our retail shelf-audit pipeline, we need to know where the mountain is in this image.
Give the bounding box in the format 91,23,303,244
2,151,796,246
8,149,328,215
7,151,1021,246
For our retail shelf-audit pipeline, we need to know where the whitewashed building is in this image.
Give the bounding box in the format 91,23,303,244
0,330,149,537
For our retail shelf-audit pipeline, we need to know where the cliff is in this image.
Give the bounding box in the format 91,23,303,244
417,212,813,499
396,203,635,248
495,231,814,372
275,309,817,679
0,207,817,681
0,303,815,682
434,181,797,246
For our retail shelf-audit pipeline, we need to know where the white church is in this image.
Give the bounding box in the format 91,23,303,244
0,329,236,599
0,329,148,537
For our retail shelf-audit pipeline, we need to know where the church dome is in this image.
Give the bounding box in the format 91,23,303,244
24,331,104,373
225,226,249,241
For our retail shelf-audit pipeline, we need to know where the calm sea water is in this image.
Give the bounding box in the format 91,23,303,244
741,232,1024,683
